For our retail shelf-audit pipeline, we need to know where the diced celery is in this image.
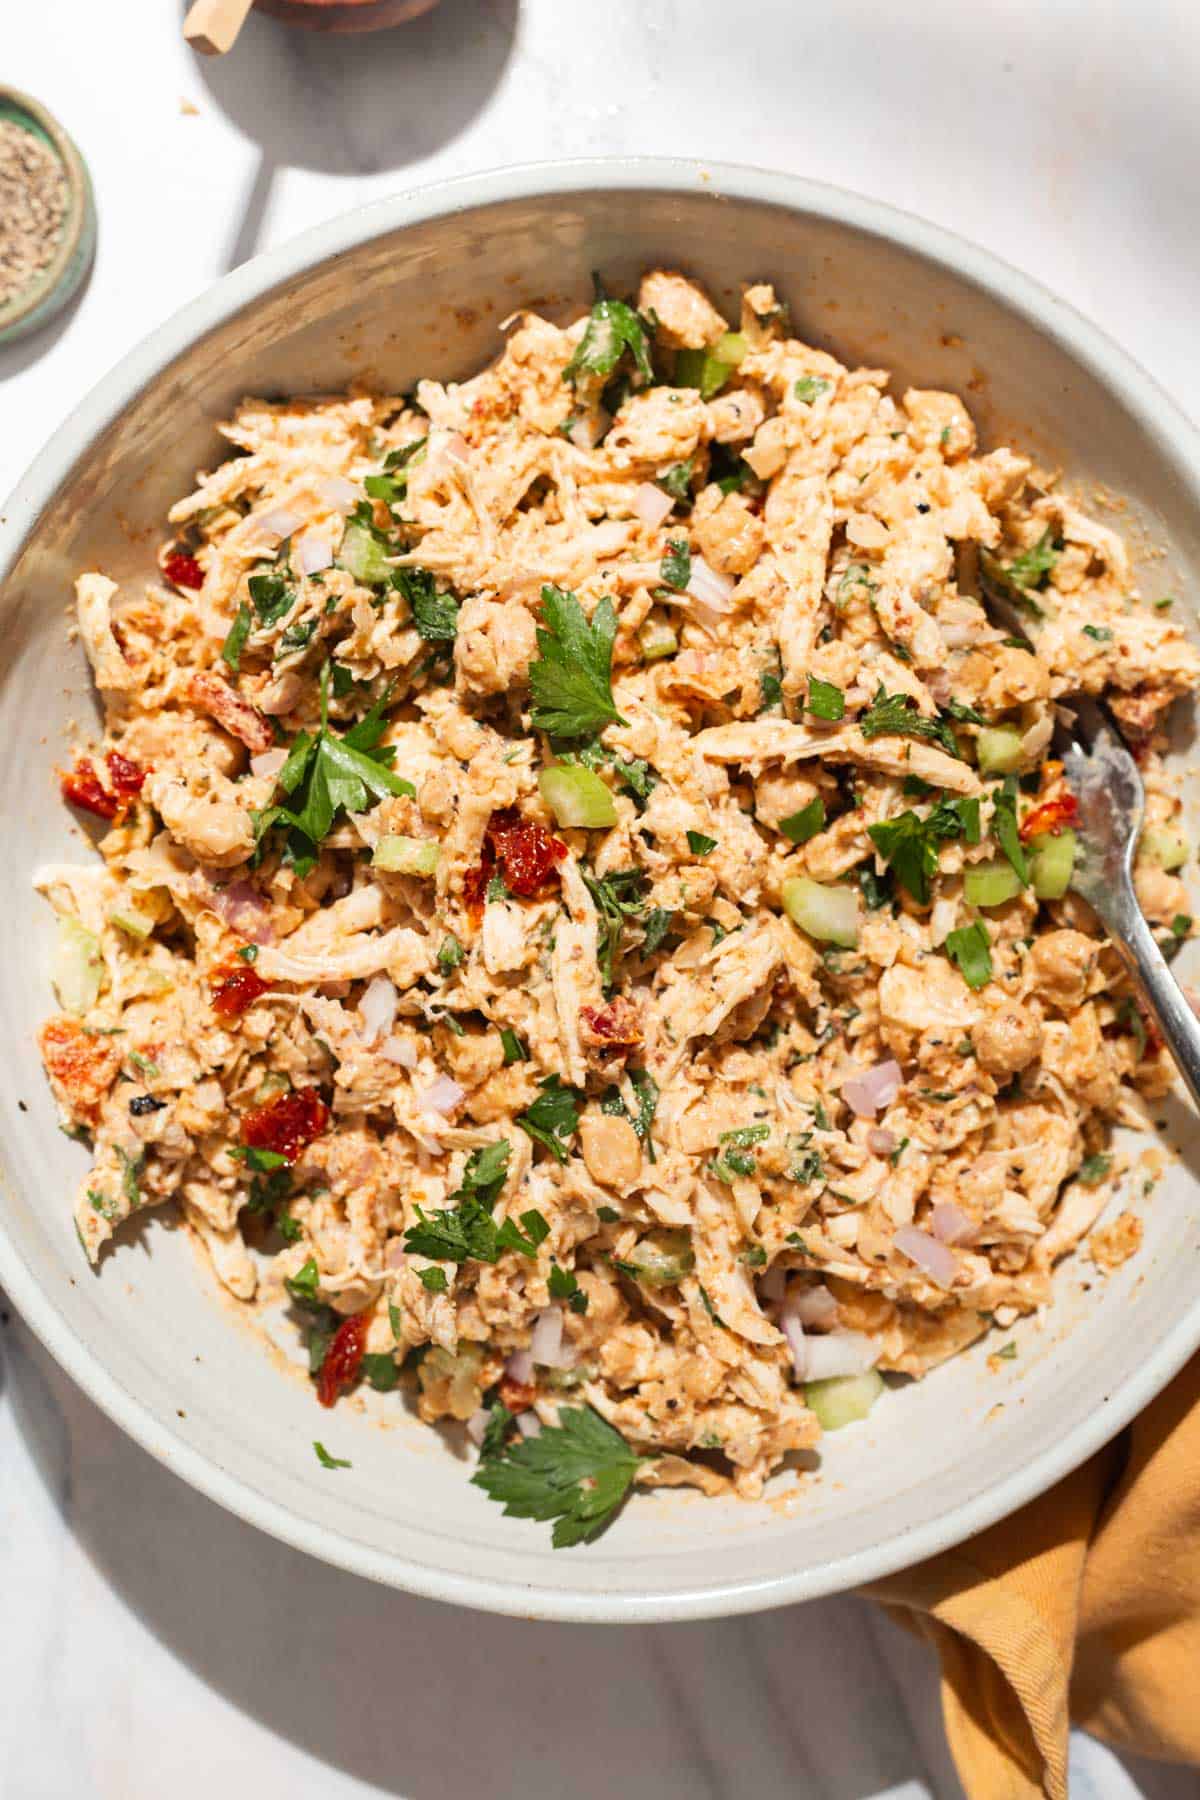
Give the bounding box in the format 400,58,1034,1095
337,519,390,587
963,861,1023,908
781,876,860,948
975,725,1023,776
108,901,157,940
372,835,440,876
712,331,748,367
624,1228,695,1288
1029,828,1076,900
805,1369,885,1431
675,344,738,401
638,617,678,662
1140,825,1189,871
538,765,617,829
52,915,105,1015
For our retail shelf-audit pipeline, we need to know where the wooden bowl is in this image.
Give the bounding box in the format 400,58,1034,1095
255,0,441,31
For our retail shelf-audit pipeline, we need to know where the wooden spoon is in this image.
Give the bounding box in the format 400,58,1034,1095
184,0,257,54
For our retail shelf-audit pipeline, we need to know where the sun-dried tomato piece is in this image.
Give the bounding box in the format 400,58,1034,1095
38,1015,122,1127
211,964,272,1020
106,750,147,798
486,807,567,898
498,1374,536,1413
316,1311,369,1408
61,758,119,819
463,860,490,924
163,550,204,590
1019,793,1079,842
241,1087,329,1162
580,996,643,1052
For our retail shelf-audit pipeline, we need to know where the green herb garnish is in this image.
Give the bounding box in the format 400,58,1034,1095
472,1404,639,1547
529,585,626,739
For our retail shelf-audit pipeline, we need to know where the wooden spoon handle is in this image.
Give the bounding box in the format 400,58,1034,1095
184,0,257,54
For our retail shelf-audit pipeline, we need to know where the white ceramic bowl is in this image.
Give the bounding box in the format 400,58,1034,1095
2,160,1199,1623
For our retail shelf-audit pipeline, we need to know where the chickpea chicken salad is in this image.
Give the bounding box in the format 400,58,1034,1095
37,269,1198,1547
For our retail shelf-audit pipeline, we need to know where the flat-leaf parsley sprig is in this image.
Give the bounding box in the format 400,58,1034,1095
472,1403,641,1547
529,585,627,739
253,664,414,875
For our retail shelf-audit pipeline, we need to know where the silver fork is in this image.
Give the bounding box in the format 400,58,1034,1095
1058,698,1200,1109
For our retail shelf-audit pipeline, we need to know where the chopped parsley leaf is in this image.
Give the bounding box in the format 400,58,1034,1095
793,375,831,403
500,1027,528,1065
548,1263,589,1314
1082,624,1113,643
403,1141,520,1264
991,777,1031,886
437,934,464,973
361,1352,400,1391
860,687,961,758
529,585,626,739
472,1403,639,1548
945,920,993,989
660,537,692,592
1078,1153,1113,1187
687,829,717,857
314,1441,351,1470
221,601,252,674
807,677,845,721
417,1266,449,1294
657,457,694,502
518,1076,584,1164
563,294,654,387
779,797,825,844
393,566,459,642
253,667,413,874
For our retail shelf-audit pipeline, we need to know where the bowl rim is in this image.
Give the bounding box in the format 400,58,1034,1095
0,85,95,339
3,154,1200,1623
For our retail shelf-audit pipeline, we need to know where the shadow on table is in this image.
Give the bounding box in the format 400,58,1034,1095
5,1312,967,1800
186,0,520,269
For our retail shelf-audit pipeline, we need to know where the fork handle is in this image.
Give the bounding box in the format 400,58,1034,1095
1097,891,1200,1111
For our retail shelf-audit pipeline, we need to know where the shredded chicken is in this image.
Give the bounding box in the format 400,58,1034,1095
39,269,1195,1517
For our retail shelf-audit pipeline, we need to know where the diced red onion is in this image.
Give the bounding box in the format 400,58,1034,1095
842,1059,903,1118
379,1034,417,1068
686,555,735,611
258,671,305,717
930,1202,975,1246
516,1410,542,1439
445,432,469,465
384,1239,407,1270
894,1224,958,1288
293,529,334,575
530,1303,573,1369
314,475,359,512
867,1125,897,1156
790,1284,839,1329
210,879,274,945
250,746,289,780
358,974,397,1045
802,1330,879,1381
418,1075,465,1116
251,505,306,544
567,411,609,451
633,482,674,529
466,1407,489,1446
505,1348,533,1385
779,1296,807,1377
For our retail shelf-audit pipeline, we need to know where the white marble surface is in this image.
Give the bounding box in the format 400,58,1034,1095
2,2,1199,1794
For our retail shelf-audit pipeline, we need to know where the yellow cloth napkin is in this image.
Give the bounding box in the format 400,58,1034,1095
864,1355,1200,1799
